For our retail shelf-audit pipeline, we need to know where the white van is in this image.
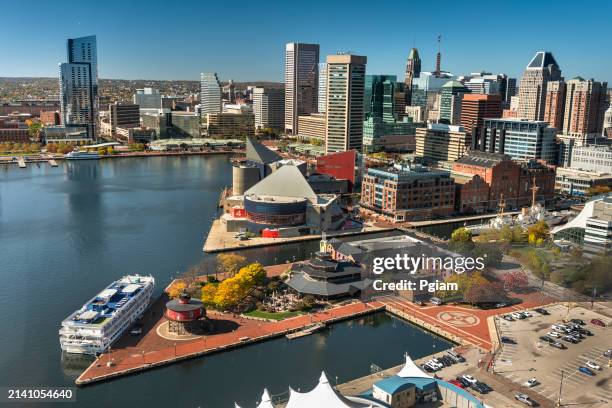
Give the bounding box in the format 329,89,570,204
430,297,444,306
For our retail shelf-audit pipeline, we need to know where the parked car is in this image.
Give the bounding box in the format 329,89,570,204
447,350,465,363
501,336,516,344
569,331,584,339
421,363,435,373
571,318,585,325
471,382,488,394
561,335,579,344
455,376,471,388
424,362,440,371
461,374,478,385
591,319,606,327
430,297,444,306
502,314,514,321
549,341,566,349
448,379,465,389
515,394,536,406
511,312,524,320
427,360,443,370
579,366,595,376
604,349,612,358
524,378,539,388
478,382,493,393
534,308,549,315
585,361,601,371
551,324,567,332
577,327,593,336
547,331,561,338
539,335,554,343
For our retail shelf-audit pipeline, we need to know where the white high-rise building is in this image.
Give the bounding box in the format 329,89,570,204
318,62,327,114
325,54,367,154
59,35,98,138
253,87,285,131
284,43,319,135
200,73,222,115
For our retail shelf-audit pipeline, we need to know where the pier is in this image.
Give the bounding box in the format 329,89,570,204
17,157,26,168
74,286,555,386
76,300,385,385
203,220,395,253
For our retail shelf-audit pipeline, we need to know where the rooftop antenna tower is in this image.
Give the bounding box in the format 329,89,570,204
435,35,442,76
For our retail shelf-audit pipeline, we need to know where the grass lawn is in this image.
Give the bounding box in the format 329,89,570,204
244,310,301,321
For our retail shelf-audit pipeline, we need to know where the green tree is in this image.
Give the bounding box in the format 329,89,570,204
27,121,43,139
451,227,473,243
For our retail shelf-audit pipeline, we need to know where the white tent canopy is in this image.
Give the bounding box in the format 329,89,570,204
234,388,274,408
396,353,433,379
286,372,373,408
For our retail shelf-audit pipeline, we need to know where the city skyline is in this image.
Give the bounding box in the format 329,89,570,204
1,0,611,83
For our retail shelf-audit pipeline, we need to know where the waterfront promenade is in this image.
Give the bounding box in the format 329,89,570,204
203,220,395,252
0,149,243,166
76,299,386,385
75,285,556,386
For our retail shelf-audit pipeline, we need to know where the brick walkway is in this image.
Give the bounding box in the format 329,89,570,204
379,291,557,352
76,288,556,385
76,300,385,385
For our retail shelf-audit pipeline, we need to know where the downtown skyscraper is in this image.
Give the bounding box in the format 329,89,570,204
404,48,421,105
325,54,367,154
284,43,319,135
200,73,222,115
59,35,98,138
517,51,562,121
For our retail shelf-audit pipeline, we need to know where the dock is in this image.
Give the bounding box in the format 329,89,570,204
285,322,325,339
49,159,58,167
17,157,26,168
203,220,395,253
75,300,385,386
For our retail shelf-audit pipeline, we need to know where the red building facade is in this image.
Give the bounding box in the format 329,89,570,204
316,150,357,191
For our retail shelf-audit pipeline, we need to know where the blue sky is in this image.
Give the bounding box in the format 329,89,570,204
1,0,610,83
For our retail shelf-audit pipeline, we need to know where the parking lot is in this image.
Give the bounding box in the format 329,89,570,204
494,303,611,406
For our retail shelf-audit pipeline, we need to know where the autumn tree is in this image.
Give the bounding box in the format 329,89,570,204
203,262,266,310
167,281,187,298
217,253,248,277
501,270,529,292
527,221,549,245
464,282,506,305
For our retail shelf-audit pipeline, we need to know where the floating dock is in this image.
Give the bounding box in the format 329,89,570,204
286,322,325,339
49,159,58,167
17,157,26,168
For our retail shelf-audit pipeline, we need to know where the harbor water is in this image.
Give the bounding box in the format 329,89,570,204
0,156,451,407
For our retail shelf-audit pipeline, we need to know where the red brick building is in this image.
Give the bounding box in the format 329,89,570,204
361,165,455,222
451,151,556,213
460,94,502,133
543,81,566,130
40,111,61,126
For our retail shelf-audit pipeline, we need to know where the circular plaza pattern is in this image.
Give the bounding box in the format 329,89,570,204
436,311,480,327
156,321,203,341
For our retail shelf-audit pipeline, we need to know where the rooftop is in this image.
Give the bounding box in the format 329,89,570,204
527,51,559,69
